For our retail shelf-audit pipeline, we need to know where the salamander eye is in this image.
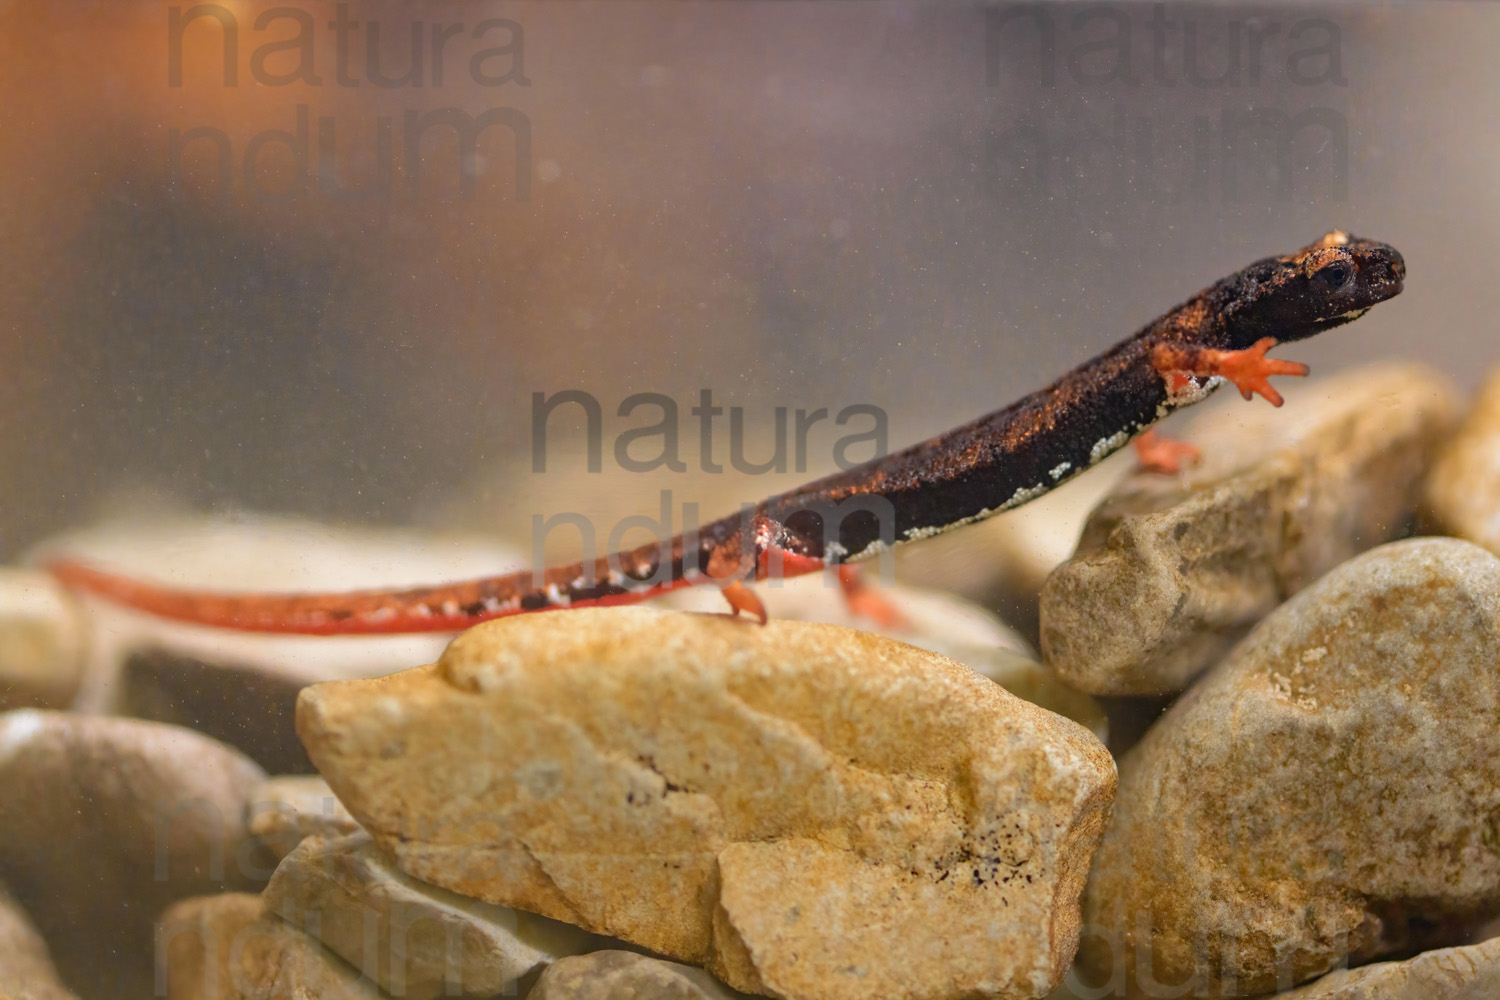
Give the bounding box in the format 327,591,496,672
1318,261,1352,288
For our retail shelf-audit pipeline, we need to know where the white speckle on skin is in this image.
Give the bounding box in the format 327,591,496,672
895,478,1050,550
843,538,891,562
545,583,570,607
1090,430,1132,465
901,503,998,545
1000,482,1049,510
1162,373,1224,409
1049,461,1072,481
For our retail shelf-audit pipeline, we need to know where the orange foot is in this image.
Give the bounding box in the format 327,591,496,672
837,565,909,630
1133,428,1202,475
719,581,768,624
1152,336,1309,407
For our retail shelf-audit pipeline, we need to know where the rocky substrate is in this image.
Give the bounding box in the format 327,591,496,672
6,362,1500,999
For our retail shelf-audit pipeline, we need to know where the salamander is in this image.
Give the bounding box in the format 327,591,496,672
46,231,1406,633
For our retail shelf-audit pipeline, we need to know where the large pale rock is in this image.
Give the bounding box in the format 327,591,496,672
158,893,382,1000
661,572,1105,740
1042,364,1458,695
0,570,88,712
264,833,592,998
531,950,752,999
1424,367,1500,554
0,883,76,1000
1274,936,1500,999
1078,538,1500,997
0,711,266,998
297,608,1117,1000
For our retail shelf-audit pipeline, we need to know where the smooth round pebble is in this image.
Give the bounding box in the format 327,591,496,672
0,711,266,998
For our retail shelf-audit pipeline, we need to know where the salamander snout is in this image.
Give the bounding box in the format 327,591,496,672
1363,245,1405,290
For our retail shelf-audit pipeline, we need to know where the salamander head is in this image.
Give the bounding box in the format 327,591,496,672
1222,230,1405,347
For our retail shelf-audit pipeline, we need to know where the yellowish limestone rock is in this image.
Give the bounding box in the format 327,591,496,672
297,608,1116,1000
660,573,1105,740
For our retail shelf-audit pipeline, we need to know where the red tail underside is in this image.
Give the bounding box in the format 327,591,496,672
43,559,700,635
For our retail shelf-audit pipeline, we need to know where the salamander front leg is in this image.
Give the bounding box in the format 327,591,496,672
1152,336,1309,407
1132,428,1202,475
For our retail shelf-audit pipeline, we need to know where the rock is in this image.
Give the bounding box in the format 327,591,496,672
40,513,523,763
0,711,267,998
1041,364,1458,696
530,950,753,999
247,775,362,861
297,607,1117,1000
1424,368,1500,555
0,882,76,1000
0,570,88,712
1077,538,1500,997
659,573,1105,741
158,893,382,1000
264,833,592,998
1272,935,1500,999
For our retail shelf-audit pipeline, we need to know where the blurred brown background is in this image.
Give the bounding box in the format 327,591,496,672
0,1,1492,562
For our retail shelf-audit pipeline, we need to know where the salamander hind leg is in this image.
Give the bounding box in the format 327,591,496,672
1152,336,1309,407
705,535,768,624
837,565,909,630
1132,428,1202,475
718,581,768,624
